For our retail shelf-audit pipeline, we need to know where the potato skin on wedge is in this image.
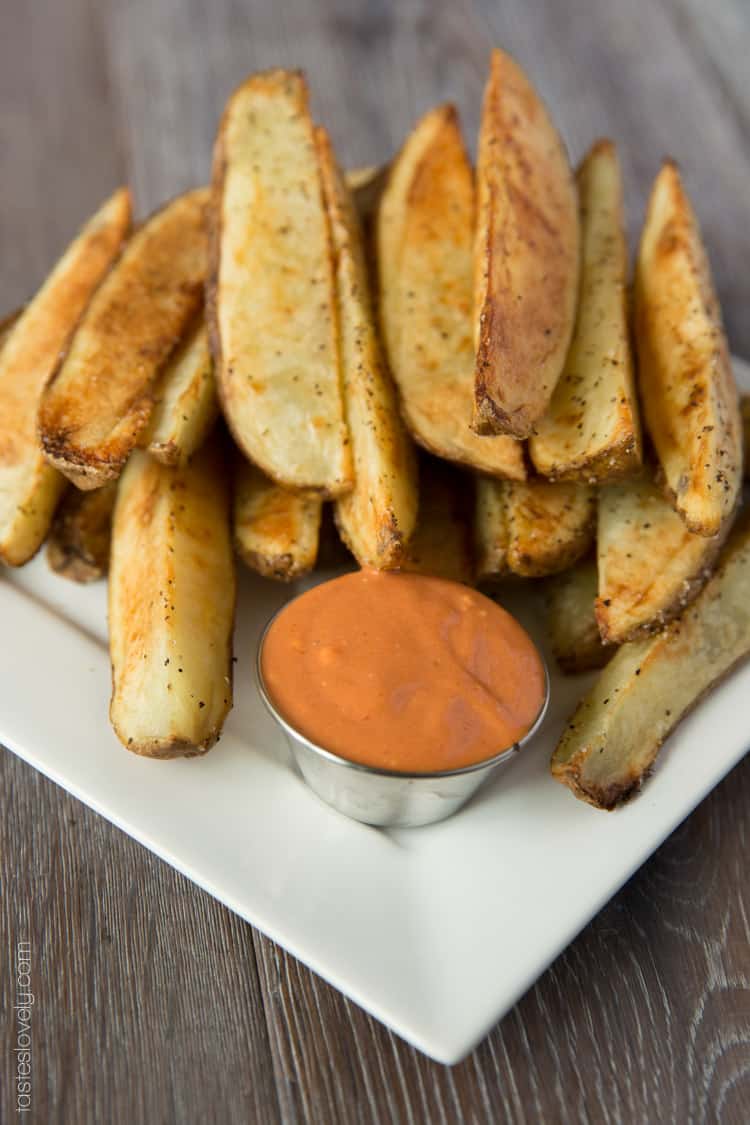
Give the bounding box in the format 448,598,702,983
234,457,321,581
597,470,723,644
547,560,611,675
144,315,218,466
530,140,641,482
0,188,131,565
47,482,116,582
473,48,579,438
39,188,209,490
208,70,352,497
552,515,750,808
109,443,235,757
634,161,741,537
317,128,418,569
377,105,524,480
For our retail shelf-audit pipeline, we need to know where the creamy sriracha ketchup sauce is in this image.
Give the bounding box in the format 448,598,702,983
260,571,546,773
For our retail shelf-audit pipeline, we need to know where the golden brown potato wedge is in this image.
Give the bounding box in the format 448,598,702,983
316,128,418,569
552,514,750,808
400,458,474,585
46,483,116,582
596,469,722,644
547,559,611,675
0,188,131,564
634,161,741,536
234,457,321,581
39,188,208,490
143,315,218,466
494,479,595,578
473,48,579,438
530,141,641,481
377,105,524,480
208,70,352,496
474,476,510,583
109,443,235,757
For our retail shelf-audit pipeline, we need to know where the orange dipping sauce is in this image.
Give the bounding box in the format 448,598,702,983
260,571,547,774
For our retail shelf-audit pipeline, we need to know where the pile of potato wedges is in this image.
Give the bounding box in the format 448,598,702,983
1,50,748,810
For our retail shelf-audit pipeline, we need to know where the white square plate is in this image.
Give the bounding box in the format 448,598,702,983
2,361,749,1065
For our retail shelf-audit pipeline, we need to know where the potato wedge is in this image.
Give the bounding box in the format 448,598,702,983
474,476,509,583
0,188,131,564
234,457,321,581
46,483,116,582
473,48,579,438
209,70,352,496
530,141,641,481
39,188,209,490
547,560,611,675
552,514,750,808
400,458,474,585
109,443,235,757
143,315,218,466
634,161,741,536
504,479,595,578
316,128,418,569
377,105,524,480
597,470,722,644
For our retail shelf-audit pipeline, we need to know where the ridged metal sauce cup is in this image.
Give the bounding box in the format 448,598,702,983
256,609,550,829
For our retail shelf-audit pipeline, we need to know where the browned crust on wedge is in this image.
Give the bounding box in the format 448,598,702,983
39,188,209,489
473,49,580,438
377,104,525,480
552,514,750,807
634,160,741,537
505,479,595,578
233,456,321,582
529,140,641,482
595,470,727,645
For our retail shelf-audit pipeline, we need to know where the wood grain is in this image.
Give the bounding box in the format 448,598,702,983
2,0,750,1121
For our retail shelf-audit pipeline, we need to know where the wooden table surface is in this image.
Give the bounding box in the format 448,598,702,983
2,1,750,1121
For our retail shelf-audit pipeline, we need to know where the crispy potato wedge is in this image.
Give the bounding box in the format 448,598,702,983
143,315,218,466
316,129,418,569
530,141,641,481
473,48,579,438
400,458,474,585
39,188,209,490
504,479,595,578
109,443,234,757
474,476,509,583
0,188,131,564
552,514,750,808
547,559,611,675
377,105,524,480
46,482,116,582
209,69,352,496
597,469,722,644
634,161,741,536
234,457,321,581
